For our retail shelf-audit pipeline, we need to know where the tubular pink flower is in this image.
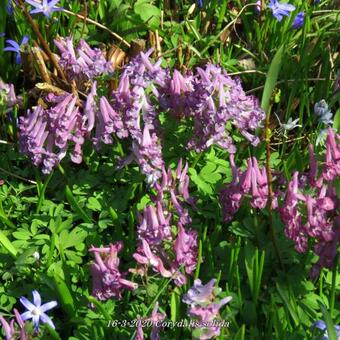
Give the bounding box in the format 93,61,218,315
89,242,137,301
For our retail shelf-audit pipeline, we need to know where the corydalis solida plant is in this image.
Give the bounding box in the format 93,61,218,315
19,44,265,182
280,128,340,278
220,128,339,278
133,160,198,286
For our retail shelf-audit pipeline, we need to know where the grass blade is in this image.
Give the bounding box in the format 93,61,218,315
261,45,284,114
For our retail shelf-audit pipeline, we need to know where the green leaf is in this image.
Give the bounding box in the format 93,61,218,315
86,197,102,211
200,163,216,176
261,45,284,114
134,0,161,29
59,228,87,250
87,296,112,322
13,229,32,240
276,283,299,327
189,168,213,194
45,324,62,340
0,231,17,258
170,292,177,322
234,324,246,340
146,283,158,298
53,273,76,318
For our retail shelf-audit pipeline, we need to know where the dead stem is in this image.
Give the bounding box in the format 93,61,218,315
62,9,131,48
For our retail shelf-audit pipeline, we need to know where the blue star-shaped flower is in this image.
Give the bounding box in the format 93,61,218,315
25,0,62,17
3,35,29,64
20,290,57,331
268,0,296,22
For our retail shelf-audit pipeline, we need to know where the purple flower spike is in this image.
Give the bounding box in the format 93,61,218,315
20,290,57,331
182,279,216,306
135,302,166,340
0,308,27,340
131,125,164,186
0,314,15,340
19,93,88,173
220,155,274,221
174,224,198,274
0,79,21,108
137,203,172,246
322,128,340,181
89,242,138,301
268,0,296,21
84,81,97,132
133,239,173,278
54,36,113,84
183,279,232,339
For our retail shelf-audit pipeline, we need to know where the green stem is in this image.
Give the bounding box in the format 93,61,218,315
329,254,338,316
36,171,54,213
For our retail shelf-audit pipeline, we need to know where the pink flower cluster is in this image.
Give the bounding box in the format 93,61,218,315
19,46,264,185
159,64,265,152
220,155,272,222
280,128,339,278
0,308,26,340
54,36,113,85
133,159,198,286
89,242,138,301
219,128,339,278
18,94,86,174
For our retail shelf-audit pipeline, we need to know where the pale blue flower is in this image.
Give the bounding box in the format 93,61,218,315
274,112,301,136
268,0,296,21
314,99,333,126
20,290,57,331
25,0,62,17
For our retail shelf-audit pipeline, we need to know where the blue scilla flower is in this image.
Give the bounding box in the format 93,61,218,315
268,0,295,21
20,290,57,331
3,35,29,64
313,320,340,340
6,0,14,15
292,11,305,29
25,0,62,17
